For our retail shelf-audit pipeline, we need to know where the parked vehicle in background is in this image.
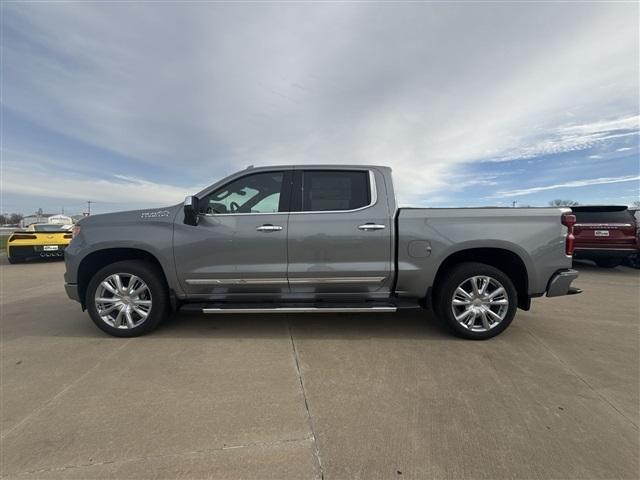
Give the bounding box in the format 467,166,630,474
572,206,638,268
626,209,640,269
64,165,580,340
7,223,73,263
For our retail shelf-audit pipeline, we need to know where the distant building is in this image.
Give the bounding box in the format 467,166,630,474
21,213,55,227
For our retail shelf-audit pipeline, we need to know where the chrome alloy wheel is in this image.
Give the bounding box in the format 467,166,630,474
451,275,509,332
94,273,152,329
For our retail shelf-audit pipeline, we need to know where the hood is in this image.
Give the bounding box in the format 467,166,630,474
78,204,182,226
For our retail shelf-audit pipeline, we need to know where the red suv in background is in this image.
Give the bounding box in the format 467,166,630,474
629,209,640,268
572,206,639,268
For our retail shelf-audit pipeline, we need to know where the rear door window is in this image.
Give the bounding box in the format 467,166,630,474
300,170,371,212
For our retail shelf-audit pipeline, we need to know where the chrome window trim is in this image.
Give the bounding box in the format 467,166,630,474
198,169,378,217
574,223,633,227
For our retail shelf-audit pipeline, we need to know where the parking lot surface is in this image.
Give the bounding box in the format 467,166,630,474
1,257,638,479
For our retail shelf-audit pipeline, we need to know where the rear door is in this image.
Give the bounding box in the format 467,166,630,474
286,168,393,296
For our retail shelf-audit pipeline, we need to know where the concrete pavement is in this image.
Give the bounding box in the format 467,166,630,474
1,257,638,479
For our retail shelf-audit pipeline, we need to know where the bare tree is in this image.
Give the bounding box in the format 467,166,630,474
632,201,640,208
548,199,580,207
8,213,23,225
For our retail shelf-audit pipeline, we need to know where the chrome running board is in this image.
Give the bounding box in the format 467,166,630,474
201,306,397,314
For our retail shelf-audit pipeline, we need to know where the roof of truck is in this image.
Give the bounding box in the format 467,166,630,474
243,164,391,171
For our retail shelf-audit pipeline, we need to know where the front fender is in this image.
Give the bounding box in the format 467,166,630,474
64,223,181,296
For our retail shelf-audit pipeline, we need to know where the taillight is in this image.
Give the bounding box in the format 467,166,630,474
9,234,37,241
562,213,576,256
71,225,81,239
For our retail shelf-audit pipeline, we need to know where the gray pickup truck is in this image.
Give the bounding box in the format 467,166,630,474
64,165,580,339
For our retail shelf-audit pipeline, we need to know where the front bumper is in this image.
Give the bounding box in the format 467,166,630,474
546,269,581,297
65,283,81,302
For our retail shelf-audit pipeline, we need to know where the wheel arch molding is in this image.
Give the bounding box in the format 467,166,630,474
76,247,171,309
431,245,531,311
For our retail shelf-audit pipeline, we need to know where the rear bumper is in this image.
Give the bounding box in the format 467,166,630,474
546,269,580,297
8,245,67,260
574,248,638,260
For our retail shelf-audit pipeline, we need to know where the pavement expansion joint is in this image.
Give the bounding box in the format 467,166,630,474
288,321,325,480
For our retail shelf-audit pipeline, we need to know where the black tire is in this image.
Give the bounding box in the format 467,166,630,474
86,260,169,337
7,256,24,264
595,258,620,268
627,255,640,269
434,262,518,340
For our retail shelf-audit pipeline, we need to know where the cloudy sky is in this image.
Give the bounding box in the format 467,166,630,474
2,2,638,215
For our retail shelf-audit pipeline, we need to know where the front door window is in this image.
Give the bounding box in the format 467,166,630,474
201,171,285,214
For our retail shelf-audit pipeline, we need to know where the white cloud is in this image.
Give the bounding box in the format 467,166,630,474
489,116,639,162
1,166,197,205
2,2,639,206
496,175,640,198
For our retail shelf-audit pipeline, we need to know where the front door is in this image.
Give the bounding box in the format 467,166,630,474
174,170,292,299
286,168,393,297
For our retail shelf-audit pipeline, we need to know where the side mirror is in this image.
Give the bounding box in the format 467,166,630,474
184,196,199,226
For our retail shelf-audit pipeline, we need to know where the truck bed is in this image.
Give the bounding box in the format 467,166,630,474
395,207,572,298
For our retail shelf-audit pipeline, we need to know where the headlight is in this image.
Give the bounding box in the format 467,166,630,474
72,225,81,239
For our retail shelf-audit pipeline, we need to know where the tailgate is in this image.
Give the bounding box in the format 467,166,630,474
574,223,636,248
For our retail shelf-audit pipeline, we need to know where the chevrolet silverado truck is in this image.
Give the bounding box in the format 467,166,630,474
64,165,580,340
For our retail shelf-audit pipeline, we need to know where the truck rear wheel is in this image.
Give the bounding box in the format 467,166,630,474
86,260,169,337
434,262,518,340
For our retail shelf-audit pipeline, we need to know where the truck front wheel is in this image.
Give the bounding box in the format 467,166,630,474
86,260,169,337
434,262,518,340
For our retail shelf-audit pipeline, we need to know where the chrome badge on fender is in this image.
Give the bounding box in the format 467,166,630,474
141,210,170,219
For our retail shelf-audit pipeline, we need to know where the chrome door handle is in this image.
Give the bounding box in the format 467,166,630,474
358,223,386,231
256,224,283,232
